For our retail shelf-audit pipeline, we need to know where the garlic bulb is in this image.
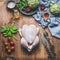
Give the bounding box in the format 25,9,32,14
19,24,39,52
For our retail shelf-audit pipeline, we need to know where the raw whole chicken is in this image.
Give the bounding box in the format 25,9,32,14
19,24,39,52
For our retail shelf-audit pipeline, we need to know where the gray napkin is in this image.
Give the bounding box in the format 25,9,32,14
33,0,60,38
48,17,60,38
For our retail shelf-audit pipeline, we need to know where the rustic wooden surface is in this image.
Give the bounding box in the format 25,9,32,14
0,1,60,60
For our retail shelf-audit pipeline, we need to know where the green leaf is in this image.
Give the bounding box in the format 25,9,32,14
1,26,6,29
12,26,17,31
13,30,18,34
1,29,6,33
3,33,8,37
6,26,10,31
1,25,18,37
10,29,18,34
10,29,14,33
4,34,8,37
7,31,12,36
3,33,7,35
1,26,7,32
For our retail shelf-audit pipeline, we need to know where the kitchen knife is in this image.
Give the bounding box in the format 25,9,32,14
40,33,53,59
43,30,56,56
43,30,54,47
40,34,50,52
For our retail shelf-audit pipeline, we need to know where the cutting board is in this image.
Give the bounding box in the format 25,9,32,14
0,1,60,60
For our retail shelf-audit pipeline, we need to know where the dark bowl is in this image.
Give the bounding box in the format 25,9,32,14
17,5,39,16
20,9,38,16
16,0,40,16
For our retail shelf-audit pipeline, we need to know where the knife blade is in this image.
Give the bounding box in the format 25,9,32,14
40,34,47,47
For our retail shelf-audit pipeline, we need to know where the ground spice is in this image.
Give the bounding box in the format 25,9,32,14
44,13,49,19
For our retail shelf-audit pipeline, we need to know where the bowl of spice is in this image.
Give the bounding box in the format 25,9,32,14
7,1,16,10
43,12,50,20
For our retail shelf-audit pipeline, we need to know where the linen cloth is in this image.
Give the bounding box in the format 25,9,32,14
33,0,60,38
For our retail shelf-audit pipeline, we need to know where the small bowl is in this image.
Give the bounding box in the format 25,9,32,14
7,1,16,10
43,12,50,20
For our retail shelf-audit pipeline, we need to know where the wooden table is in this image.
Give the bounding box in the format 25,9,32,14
0,1,60,60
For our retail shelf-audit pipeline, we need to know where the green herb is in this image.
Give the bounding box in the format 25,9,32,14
1,25,18,37
17,0,28,10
